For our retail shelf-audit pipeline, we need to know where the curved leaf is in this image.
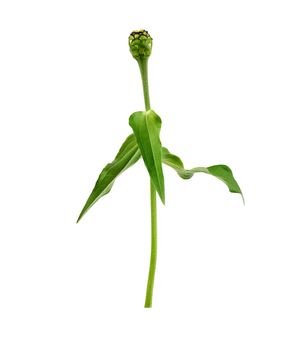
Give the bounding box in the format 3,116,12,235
129,109,165,204
77,134,141,222
162,147,244,202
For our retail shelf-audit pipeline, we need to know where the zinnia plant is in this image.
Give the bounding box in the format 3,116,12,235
77,29,243,308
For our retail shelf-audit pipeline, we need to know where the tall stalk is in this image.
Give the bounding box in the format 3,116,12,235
138,57,157,308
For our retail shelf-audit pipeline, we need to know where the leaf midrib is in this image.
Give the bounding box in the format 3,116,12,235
145,113,163,195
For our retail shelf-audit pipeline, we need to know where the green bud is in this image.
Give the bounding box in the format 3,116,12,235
129,30,152,60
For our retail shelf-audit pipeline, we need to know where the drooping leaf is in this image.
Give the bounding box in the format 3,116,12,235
162,147,244,202
129,109,165,204
77,134,141,222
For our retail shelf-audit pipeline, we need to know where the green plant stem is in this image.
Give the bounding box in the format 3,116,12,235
138,58,157,308
138,58,151,110
145,180,157,307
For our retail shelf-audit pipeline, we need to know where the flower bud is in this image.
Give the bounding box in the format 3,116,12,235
129,30,152,60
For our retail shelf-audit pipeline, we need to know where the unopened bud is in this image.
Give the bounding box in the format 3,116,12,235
129,30,152,60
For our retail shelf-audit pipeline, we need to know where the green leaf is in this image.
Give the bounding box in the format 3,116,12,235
162,147,244,202
77,134,141,222
129,109,165,204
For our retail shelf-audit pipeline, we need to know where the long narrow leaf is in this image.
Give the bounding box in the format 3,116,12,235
129,110,165,204
77,134,141,222
162,147,244,202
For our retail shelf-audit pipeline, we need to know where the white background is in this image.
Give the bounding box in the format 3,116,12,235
1,0,298,349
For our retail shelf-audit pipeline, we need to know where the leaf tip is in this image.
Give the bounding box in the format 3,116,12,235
76,210,85,223
159,188,166,205
240,192,245,206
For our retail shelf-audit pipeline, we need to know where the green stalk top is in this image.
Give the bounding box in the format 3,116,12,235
129,30,153,61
